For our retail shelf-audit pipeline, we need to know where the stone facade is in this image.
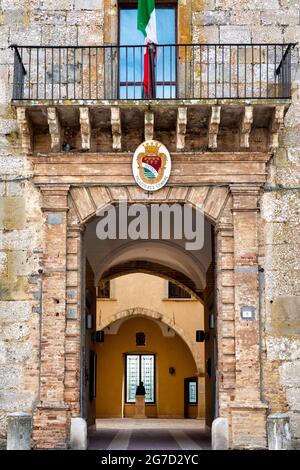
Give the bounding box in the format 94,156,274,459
0,0,299,449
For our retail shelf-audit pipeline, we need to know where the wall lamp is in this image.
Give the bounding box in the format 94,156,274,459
196,330,210,342
95,330,105,342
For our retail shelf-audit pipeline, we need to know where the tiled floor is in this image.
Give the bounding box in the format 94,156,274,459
88,419,211,450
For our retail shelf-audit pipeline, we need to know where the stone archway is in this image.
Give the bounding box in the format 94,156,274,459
100,307,200,371
95,307,203,420
32,181,268,449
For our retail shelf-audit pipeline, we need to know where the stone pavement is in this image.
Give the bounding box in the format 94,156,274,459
88,419,211,450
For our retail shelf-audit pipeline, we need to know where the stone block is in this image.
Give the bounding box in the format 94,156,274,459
261,192,300,223
0,182,5,197
9,25,42,45
287,148,300,165
0,156,25,175
265,269,300,298
267,413,292,450
4,341,32,362
70,417,87,450
284,26,300,43
192,24,219,43
8,251,31,276
0,276,29,301
286,388,300,411
230,10,260,25
269,296,300,336
202,11,230,26
66,11,103,25
0,228,38,251
0,365,21,388
41,25,77,46
77,25,103,46
250,26,284,42
0,25,9,48
220,26,251,43
0,252,7,275
74,0,103,9
0,300,31,322
6,182,24,197
31,10,67,25
0,120,18,135
1,323,30,341
280,361,300,388
7,412,32,450
212,417,229,450
264,221,300,246
216,0,280,8
261,9,299,26
267,337,300,362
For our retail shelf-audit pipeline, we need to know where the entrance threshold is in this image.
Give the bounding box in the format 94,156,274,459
95,418,206,430
89,419,211,450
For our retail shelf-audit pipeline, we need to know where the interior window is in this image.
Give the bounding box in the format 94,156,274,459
168,281,191,299
97,280,110,299
188,381,197,404
126,354,155,403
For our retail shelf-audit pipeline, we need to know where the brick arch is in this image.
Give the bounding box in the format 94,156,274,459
95,238,207,295
99,306,201,371
68,185,229,227
101,264,204,302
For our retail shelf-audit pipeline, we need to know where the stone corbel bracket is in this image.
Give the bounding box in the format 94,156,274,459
176,107,187,151
47,107,61,152
208,105,221,149
79,107,91,151
111,107,121,150
269,105,285,150
144,109,154,141
16,107,32,154
240,106,253,148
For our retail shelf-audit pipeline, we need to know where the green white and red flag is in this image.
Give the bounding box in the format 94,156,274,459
137,0,157,98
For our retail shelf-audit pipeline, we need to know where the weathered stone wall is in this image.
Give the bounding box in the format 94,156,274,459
0,1,106,445
0,0,299,448
190,0,300,448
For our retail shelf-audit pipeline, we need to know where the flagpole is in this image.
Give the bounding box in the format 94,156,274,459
137,0,157,99
149,43,156,99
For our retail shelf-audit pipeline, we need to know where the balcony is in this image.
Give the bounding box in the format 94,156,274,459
11,43,295,154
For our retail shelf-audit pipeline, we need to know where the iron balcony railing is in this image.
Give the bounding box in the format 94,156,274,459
11,43,295,101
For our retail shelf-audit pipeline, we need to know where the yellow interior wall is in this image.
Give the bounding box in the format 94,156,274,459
96,273,205,375
95,316,197,418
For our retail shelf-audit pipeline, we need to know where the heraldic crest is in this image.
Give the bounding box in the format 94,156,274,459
132,140,171,192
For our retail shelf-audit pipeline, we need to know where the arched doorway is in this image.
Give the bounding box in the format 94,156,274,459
32,180,268,448
81,202,216,437
95,313,199,419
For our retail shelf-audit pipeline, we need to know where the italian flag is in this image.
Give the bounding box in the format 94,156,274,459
137,0,157,98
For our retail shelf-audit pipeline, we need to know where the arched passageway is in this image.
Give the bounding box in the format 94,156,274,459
95,314,199,419
82,203,216,436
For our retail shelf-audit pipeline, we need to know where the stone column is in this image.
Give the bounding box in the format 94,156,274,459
229,185,267,449
32,185,70,449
